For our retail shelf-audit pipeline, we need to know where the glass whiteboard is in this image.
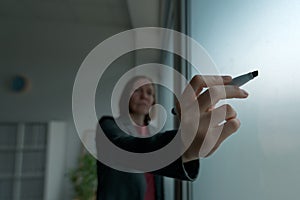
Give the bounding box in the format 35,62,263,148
189,0,300,199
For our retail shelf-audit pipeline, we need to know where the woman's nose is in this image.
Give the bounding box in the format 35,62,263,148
140,90,148,99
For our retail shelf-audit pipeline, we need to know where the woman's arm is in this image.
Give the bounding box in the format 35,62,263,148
97,116,199,181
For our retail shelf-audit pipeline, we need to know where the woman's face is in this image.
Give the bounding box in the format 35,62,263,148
129,78,155,116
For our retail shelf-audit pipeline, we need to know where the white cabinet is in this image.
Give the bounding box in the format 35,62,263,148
0,122,65,200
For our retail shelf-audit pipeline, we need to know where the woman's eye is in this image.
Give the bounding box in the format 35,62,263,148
134,88,141,93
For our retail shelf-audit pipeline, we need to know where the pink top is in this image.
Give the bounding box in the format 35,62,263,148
135,125,156,200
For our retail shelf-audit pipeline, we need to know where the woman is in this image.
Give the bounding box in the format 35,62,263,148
96,76,199,200
96,74,248,199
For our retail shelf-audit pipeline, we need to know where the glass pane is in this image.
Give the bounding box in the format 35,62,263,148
24,123,47,148
20,178,44,200
22,150,46,174
0,179,13,200
0,151,15,175
190,0,300,200
0,124,17,147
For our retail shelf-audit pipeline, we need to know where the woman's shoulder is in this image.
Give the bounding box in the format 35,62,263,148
99,116,130,129
99,115,114,123
98,116,118,130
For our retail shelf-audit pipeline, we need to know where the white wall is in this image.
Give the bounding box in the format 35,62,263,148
190,0,300,199
0,18,133,199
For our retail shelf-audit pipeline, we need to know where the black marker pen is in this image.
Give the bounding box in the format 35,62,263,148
229,70,258,86
171,70,258,115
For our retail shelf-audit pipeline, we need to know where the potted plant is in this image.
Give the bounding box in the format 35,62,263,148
69,149,97,200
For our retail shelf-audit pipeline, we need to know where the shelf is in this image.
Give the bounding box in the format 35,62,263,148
0,121,66,200
0,146,46,151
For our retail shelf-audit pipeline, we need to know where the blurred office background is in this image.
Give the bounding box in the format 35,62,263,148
1,0,300,199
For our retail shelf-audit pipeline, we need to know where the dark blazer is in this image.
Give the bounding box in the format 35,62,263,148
96,116,200,200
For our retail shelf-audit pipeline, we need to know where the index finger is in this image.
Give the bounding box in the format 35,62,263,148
182,75,232,99
198,85,249,111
